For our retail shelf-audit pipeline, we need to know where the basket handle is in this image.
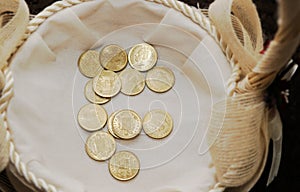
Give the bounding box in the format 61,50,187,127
209,0,264,76
209,0,300,93
0,0,29,172
0,0,29,71
245,0,300,91
207,0,298,190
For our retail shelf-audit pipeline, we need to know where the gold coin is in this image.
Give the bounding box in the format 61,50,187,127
107,111,120,139
85,131,116,161
119,68,145,96
143,110,173,139
108,151,140,181
100,45,128,72
128,43,157,72
93,70,121,98
112,110,142,140
78,50,103,78
146,66,175,93
77,104,108,132
84,80,110,104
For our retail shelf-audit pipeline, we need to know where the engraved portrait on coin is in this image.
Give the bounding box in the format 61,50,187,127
86,131,116,161
109,151,140,181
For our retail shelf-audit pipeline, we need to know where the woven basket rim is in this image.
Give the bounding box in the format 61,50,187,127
5,0,237,192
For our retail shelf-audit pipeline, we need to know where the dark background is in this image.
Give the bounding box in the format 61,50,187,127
1,0,299,191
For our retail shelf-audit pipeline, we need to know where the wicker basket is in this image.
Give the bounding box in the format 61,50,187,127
0,0,299,191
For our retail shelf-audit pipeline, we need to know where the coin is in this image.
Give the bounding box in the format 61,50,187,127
100,45,128,72
77,104,108,132
107,111,120,139
128,43,157,72
78,50,103,78
108,151,140,181
112,110,142,140
84,80,110,104
146,66,175,93
85,131,116,161
93,70,121,98
119,68,145,96
143,110,173,139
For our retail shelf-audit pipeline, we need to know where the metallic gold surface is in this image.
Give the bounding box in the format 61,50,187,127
100,45,127,72
85,131,116,161
93,70,121,98
107,111,120,139
146,66,175,93
77,104,108,132
78,50,103,78
84,80,110,104
108,151,140,181
143,110,173,139
119,68,145,96
112,110,142,140
128,43,157,72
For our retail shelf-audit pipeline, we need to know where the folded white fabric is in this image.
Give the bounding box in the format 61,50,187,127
7,0,232,191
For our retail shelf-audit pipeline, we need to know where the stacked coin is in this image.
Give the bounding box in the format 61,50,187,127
86,131,116,161
77,43,175,181
111,110,142,140
107,109,173,140
143,110,173,139
109,151,140,181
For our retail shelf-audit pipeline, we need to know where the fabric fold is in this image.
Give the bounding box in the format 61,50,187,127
72,0,167,40
143,9,203,58
0,0,29,173
37,8,98,53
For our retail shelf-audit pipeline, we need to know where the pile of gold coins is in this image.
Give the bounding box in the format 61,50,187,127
77,43,175,181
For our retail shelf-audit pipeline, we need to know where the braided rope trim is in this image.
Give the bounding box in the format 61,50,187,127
0,68,14,172
3,0,242,191
148,0,241,95
5,1,85,192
